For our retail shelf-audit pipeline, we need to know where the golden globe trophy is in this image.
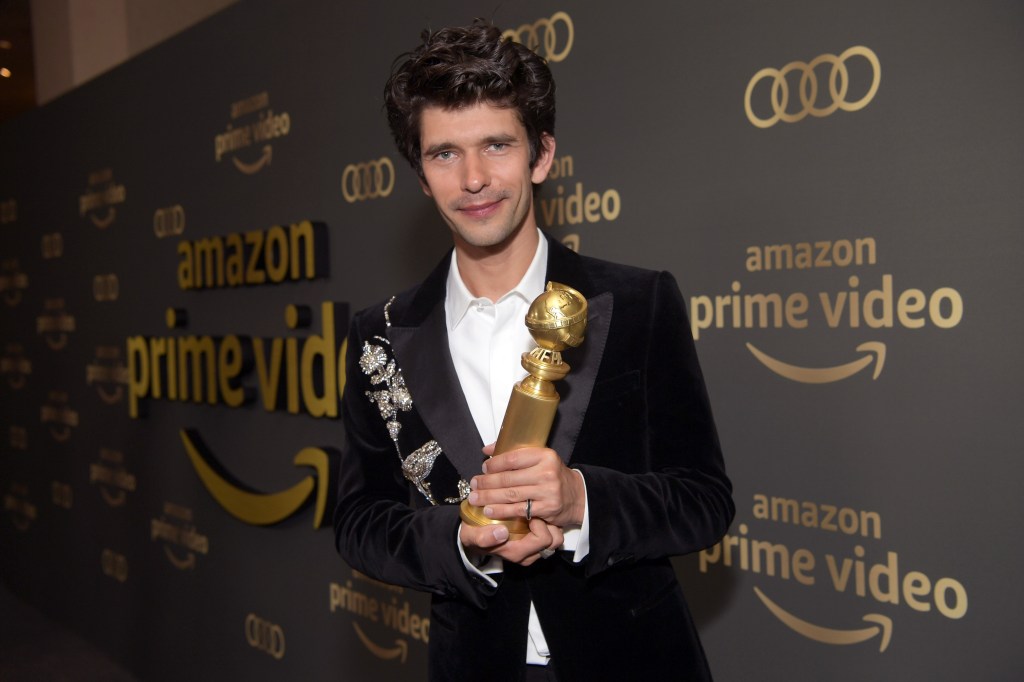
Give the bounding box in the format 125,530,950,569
460,281,588,539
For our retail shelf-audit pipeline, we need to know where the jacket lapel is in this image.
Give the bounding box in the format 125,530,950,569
387,234,613,477
544,237,612,465
388,256,485,481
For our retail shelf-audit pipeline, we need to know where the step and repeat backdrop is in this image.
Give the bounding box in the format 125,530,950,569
1,0,1021,679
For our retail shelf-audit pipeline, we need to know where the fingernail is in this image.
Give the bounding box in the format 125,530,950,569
492,526,509,542
481,461,489,474
483,506,494,518
468,492,479,505
470,477,478,490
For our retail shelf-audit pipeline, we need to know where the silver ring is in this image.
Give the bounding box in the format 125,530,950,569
525,499,533,521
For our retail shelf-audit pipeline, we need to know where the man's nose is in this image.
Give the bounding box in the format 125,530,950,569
461,154,490,193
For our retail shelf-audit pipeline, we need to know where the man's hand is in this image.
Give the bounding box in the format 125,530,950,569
468,445,586,529
460,517,564,567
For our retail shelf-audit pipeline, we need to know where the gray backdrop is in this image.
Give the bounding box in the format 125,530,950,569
1,0,1021,679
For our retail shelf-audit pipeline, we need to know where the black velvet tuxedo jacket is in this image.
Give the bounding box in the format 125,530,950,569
335,235,734,681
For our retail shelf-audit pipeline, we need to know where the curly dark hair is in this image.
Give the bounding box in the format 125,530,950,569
384,19,556,178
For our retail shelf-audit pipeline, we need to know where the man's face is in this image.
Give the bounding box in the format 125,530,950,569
418,102,554,251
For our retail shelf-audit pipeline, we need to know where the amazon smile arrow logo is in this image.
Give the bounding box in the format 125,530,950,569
754,586,892,652
180,429,332,528
746,341,886,383
232,145,272,174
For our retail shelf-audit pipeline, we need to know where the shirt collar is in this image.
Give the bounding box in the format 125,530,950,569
446,228,548,330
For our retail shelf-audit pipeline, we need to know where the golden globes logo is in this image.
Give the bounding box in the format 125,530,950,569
245,613,286,660
153,205,186,238
101,548,128,583
330,570,430,663
341,158,395,203
41,232,64,259
90,448,136,507
4,482,36,531
37,298,76,350
214,91,291,174
745,46,881,128
0,258,28,307
502,11,573,62
80,168,126,228
86,345,129,404
700,494,967,651
41,390,79,442
151,502,209,570
0,198,16,224
51,481,74,509
689,237,964,383
9,426,28,450
1,342,31,389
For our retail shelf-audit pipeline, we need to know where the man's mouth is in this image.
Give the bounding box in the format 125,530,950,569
454,195,506,219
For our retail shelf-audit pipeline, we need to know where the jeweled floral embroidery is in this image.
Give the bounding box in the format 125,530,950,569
358,333,468,505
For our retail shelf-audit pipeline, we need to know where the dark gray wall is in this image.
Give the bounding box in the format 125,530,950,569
1,1,1021,679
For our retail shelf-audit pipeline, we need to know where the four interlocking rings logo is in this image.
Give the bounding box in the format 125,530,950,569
502,11,574,63
744,46,881,128
245,613,286,660
342,157,395,203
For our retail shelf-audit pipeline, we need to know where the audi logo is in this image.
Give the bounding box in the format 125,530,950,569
101,549,128,583
93,274,120,302
41,233,64,259
341,157,395,203
51,481,73,509
502,11,574,63
245,613,286,660
153,205,186,238
744,46,881,128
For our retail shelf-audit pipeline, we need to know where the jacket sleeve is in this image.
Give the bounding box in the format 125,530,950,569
573,270,735,576
333,309,496,607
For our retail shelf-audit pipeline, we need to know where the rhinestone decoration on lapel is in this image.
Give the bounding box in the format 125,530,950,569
359,331,469,506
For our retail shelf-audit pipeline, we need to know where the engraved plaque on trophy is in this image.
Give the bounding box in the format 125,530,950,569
460,281,588,539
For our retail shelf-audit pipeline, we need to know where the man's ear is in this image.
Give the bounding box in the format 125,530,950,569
419,175,433,197
531,133,557,184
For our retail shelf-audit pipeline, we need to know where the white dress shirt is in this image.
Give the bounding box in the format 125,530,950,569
445,230,590,665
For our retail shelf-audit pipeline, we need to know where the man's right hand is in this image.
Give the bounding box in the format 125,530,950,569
460,518,563,566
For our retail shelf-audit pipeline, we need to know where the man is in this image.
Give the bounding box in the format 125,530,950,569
335,20,734,681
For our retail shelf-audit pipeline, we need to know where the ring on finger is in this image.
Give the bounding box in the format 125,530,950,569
525,499,532,521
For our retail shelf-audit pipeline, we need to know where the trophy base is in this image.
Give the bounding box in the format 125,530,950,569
459,500,530,540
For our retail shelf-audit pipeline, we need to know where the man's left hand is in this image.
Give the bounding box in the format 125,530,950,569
468,445,585,528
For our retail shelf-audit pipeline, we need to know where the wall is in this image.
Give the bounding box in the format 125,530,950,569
2,1,1022,679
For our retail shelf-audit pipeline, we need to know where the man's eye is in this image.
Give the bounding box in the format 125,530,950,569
489,143,507,151
436,151,454,160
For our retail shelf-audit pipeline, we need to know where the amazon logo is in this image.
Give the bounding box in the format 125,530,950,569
86,345,129,404
180,429,334,528
330,573,430,663
4,482,37,532
9,426,28,451
37,298,76,350
1,342,31,389
79,168,126,229
41,390,78,442
214,91,291,176
0,258,28,307
688,236,965,384
90,448,136,507
151,501,209,570
700,514,968,652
